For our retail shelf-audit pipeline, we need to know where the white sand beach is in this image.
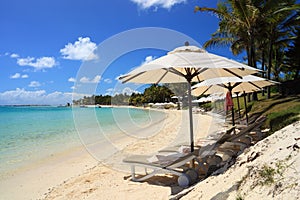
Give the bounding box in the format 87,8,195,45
0,109,218,200
0,109,299,200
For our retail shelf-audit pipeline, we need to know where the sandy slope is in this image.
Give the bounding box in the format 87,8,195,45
182,121,300,200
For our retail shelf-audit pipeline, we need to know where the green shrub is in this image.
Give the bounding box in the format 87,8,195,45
236,194,244,200
269,113,298,131
266,105,300,133
258,165,276,186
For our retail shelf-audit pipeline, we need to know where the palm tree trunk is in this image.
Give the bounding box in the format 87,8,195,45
294,68,300,80
250,35,258,101
274,50,280,82
250,37,257,69
246,47,252,102
261,50,265,96
267,40,273,99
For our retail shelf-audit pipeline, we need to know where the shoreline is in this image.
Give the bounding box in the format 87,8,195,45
0,106,166,179
1,109,212,200
0,108,227,199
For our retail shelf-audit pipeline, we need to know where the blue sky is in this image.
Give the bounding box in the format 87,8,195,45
0,0,244,105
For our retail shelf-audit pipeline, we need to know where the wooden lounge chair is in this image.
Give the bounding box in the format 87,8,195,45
216,116,266,145
232,135,253,146
196,154,223,177
123,152,197,187
215,149,236,163
158,143,236,178
217,141,247,153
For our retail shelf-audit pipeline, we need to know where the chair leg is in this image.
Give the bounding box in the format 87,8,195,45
131,165,136,181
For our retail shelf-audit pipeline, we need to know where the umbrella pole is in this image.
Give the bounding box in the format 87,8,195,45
229,89,235,126
187,81,194,153
243,91,249,125
235,92,241,121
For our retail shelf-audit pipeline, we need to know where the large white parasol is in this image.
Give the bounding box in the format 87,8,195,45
119,44,259,152
191,75,278,125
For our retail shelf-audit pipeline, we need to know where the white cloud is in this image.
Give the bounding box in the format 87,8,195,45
114,56,155,83
10,53,19,58
10,73,28,79
104,78,112,84
29,81,41,87
79,77,90,83
17,57,34,65
17,56,57,70
10,73,21,79
106,87,140,96
60,37,98,61
122,87,141,95
105,88,115,96
92,75,101,83
142,55,155,65
21,74,29,78
79,75,101,83
68,77,76,82
0,88,82,105
0,88,46,105
131,0,186,9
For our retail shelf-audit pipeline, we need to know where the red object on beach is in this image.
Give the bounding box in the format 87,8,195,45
225,91,233,111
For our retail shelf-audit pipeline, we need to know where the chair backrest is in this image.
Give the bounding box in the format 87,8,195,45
216,116,266,145
206,155,223,165
216,126,236,144
197,144,217,158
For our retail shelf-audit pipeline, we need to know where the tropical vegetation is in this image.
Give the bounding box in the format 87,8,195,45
72,84,176,106
195,0,300,98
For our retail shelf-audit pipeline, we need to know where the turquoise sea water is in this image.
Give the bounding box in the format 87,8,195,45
0,106,165,177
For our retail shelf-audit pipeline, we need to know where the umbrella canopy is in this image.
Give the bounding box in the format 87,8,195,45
119,44,259,152
192,96,212,103
191,75,277,96
120,45,259,84
191,75,278,125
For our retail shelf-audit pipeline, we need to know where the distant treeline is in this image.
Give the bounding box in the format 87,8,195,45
72,95,112,105
72,84,180,106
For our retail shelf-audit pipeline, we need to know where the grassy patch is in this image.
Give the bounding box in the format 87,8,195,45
211,93,299,133
257,156,293,187
244,94,300,133
235,194,244,200
267,105,300,133
258,165,276,186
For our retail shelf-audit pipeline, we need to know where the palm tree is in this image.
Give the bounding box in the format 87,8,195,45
195,0,264,67
259,0,299,97
195,0,266,100
283,28,300,80
195,0,299,98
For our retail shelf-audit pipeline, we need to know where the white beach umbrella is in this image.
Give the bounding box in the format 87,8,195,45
119,44,259,152
191,75,277,96
192,97,212,103
191,75,278,125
